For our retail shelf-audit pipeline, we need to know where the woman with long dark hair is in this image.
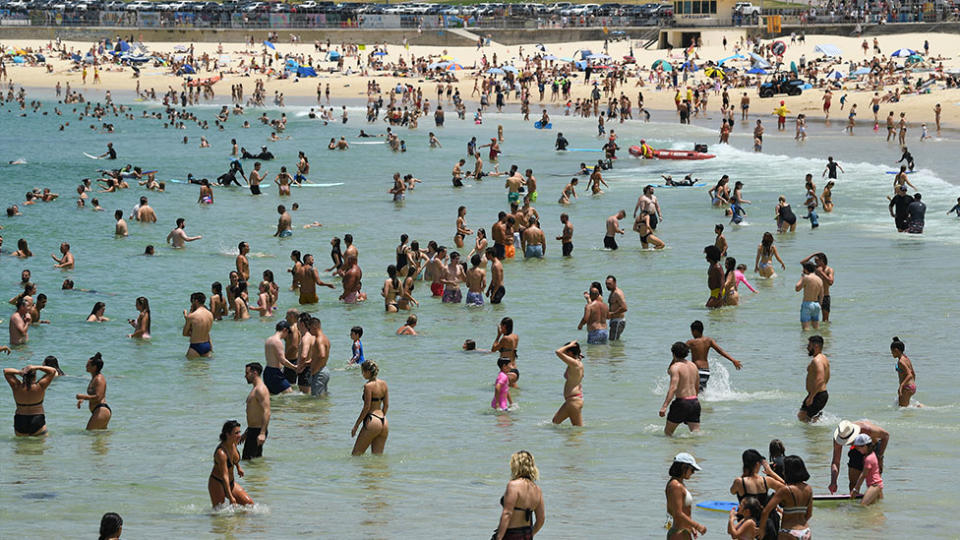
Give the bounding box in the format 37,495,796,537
76,352,111,430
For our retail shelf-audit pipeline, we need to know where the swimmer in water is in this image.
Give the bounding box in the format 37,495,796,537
552,341,584,426
75,352,111,430
396,315,418,335
207,420,254,507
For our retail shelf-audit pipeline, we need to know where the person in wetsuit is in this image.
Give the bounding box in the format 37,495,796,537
555,132,569,151
217,159,247,186
897,147,915,171
888,185,913,232
257,146,275,160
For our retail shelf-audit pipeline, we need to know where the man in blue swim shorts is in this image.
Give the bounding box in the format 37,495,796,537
263,321,296,395
274,204,292,238
796,262,824,330
578,286,609,344
464,254,486,306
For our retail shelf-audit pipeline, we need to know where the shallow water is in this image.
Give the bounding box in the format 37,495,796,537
0,93,958,539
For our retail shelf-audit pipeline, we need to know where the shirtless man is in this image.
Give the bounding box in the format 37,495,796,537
686,320,742,393
242,362,271,460
524,169,538,202
740,92,750,121
578,286,609,344
135,196,157,222
452,158,466,187
441,251,465,303
557,213,574,256
51,242,75,269
9,297,31,345
248,162,266,195
166,218,202,248
659,341,701,436
343,234,359,261
340,254,366,304
521,217,546,258
236,241,250,281
829,419,890,494
274,205,292,238
704,245,724,308
301,317,330,396
485,247,505,304
796,262,824,330
505,170,526,207
427,246,448,297
605,275,627,341
491,212,508,260
464,254,487,306
114,210,128,237
296,254,334,304
262,321,297,395
798,335,830,423
281,310,306,392
801,252,834,323
633,185,663,230
603,210,626,250
183,292,213,358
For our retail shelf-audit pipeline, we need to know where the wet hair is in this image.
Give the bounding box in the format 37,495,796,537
43,356,64,375
400,233,408,243
761,232,774,249
741,449,764,474
815,252,828,265
275,320,291,333
405,314,417,326
725,257,737,275
497,357,512,369
457,205,466,216
362,359,379,378
715,223,724,232
387,264,399,289
191,292,206,305
703,245,721,263
262,269,275,284
463,339,477,350
738,496,763,524
211,282,223,296
803,262,818,274
114,209,123,220
808,335,824,347
238,241,248,252
351,326,364,338
510,450,539,481
88,352,104,374
690,320,704,333
219,420,241,442
176,217,185,227
99,512,123,540
669,461,693,479
783,455,810,484
500,317,513,334
344,233,353,244
769,439,786,459
471,254,481,267
245,362,263,375
144,245,154,255
890,336,905,352
90,301,106,316
671,341,690,359
62,279,74,290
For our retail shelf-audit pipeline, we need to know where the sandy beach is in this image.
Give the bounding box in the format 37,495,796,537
2,31,959,129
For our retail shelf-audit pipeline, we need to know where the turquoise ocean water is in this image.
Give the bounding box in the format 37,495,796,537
0,92,958,539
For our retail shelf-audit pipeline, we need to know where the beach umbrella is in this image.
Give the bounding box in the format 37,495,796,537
446,63,464,71
790,61,797,74
906,54,923,64
851,67,871,76
681,60,699,72
586,53,610,60
890,48,915,57
263,41,275,50
487,67,505,75
717,53,745,64
704,66,725,79
558,57,574,63
543,54,559,61
501,65,518,73
748,52,771,68
372,51,387,56
746,66,767,74
427,61,451,69
826,70,845,80
814,44,842,57
652,59,673,71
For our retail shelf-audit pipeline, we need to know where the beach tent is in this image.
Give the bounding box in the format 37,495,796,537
717,53,745,64
371,51,387,56
117,40,131,52
652,59,673,71
681,60,699,72
814,44,842,57
746,66,767,74
297,66,317,77
327,50,341,61
35,54,45,63
71,53,82,62
12,56,25,64
182,64,196,74
890,48,915,57
577,50,593,60
825,70,845,80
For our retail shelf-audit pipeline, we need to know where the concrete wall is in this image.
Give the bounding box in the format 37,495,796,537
754,21,960,39
0,26,476,46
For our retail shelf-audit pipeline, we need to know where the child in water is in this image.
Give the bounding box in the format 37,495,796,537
727,496,762,540
850,434,884,506
349,326,365,364
492,358,513,411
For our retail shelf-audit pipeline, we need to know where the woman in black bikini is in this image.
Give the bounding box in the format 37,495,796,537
494,450,545,540
207,420,254,507
75,352,112,430
4,364,56,436
351,360,389,456
730,449,785,540
491,317,520,387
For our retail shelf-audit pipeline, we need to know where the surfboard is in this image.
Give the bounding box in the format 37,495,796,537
352,141,386,144
534,121,552,129
656,183,706,188
292,182,344,187
696,501,737,513
83,152,101,160
167,180,342,188
813,493,863,502
566,148,601,152
142,170,158,175
885,170,915,174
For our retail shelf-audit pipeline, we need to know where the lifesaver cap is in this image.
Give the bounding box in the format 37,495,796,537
780,100,785,105
640,139,645,143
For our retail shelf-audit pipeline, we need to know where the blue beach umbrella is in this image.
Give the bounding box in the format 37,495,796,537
890,48,915,57
372,51,387,56
263,41,275,50
501,65,519,73
746,66,767,74
543,54,559,61
717,53,745,64
826,70,845,80
427,61,451,69
652,59,673,71
851,67,871,76
487,67,505,75
814,44,842,57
